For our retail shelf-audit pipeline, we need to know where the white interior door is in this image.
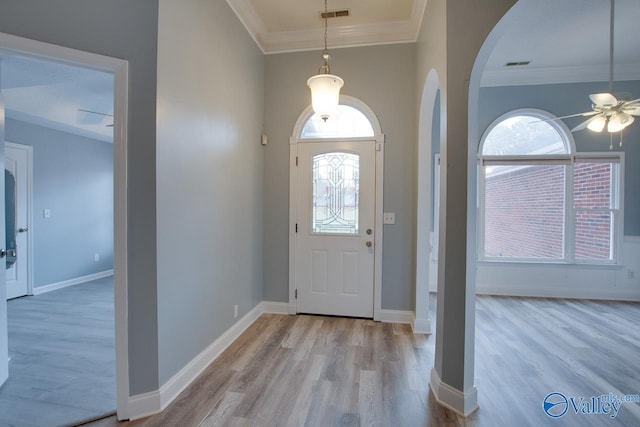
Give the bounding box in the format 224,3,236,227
4,143,30,300
295,141,376,318
0,76,9,388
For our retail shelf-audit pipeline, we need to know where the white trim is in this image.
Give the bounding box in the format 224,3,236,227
32,270,114,295
0,32,130,421
373,138,384,321
262,301,290,314
226,0,427,54
378,309,414,325
415,70,440,335
430,368,479,417
128,302,265,420
481,63,640,88
476,284,640,301
412,317,431,334
289,95,384,320
4,141,34,296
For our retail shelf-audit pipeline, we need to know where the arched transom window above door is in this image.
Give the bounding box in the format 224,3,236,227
300,105,375,139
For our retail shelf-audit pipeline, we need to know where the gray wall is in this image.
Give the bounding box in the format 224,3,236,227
264,44,416,311
6,119,113,286
156,0,264,385
0,0,160,395
478,80,640,235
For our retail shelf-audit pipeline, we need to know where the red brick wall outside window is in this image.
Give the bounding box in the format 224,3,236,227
480,111,619,263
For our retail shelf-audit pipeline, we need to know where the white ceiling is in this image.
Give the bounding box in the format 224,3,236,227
0,54,114,143
1,0,638,141
226,0,427,53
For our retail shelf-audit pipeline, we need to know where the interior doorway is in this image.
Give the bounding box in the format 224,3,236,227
4,142,31,299
0,32,129,422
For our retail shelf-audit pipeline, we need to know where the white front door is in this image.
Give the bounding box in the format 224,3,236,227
295,141,376,318
5,143,30,299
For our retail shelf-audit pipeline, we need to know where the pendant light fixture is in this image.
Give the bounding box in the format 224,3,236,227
307,0,344,122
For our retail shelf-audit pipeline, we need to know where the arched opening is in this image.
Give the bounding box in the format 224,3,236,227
415,69,441,334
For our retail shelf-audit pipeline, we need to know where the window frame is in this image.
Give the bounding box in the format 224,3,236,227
477,109,624,265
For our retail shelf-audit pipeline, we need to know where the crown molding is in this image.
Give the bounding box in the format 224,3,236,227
481,64,640,87
226,0,426,54
263,20,419,54
226,0,268,53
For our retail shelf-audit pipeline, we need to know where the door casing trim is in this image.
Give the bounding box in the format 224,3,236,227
0,31,130,420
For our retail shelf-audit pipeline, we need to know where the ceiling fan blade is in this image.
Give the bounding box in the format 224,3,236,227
589,93,618,106
530,111,597,124
623,105,640,116
571,114,602,132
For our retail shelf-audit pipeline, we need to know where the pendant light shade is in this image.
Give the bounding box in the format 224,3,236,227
608,111,634,132
587,115,607,132
307,73,344,121
308,0,343,122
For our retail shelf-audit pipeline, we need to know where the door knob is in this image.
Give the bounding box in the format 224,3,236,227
18,227,28,233
0,249,5,259
366,228,373,235
365,241,373,248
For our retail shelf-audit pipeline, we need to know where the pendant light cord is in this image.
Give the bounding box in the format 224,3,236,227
320,0,331,74
324,0,328,53
609,0,614,94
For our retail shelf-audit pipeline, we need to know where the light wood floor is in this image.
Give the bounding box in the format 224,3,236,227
87,295,640,427
0,277,116,427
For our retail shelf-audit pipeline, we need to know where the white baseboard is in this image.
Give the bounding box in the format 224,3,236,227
128,301,265,420
412,317,431,334
379,309,414,324
33,270,114,295
262,301,290,314
430,368,478,417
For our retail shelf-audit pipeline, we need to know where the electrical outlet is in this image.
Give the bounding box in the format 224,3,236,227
383,212,396,224
234,305,238,318
43,209,51,218
628,269,635,279
94,253,100,262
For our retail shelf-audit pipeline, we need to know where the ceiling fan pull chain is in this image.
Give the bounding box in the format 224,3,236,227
610,133,613,151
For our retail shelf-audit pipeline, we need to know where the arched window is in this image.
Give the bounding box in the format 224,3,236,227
478,109,621,264
300,105,375,139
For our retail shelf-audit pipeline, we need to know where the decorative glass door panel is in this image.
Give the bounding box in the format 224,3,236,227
312,152,359,234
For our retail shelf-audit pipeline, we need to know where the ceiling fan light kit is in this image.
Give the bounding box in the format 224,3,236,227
567,0,640,141
307,0,344,122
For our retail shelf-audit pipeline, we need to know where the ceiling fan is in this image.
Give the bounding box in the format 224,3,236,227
78,108,114,127
547,0,640,136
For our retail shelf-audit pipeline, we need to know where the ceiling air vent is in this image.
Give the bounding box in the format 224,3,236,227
505,61,531,67
321,9,350,19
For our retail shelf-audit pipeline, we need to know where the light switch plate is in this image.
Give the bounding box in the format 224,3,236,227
383,212,395,224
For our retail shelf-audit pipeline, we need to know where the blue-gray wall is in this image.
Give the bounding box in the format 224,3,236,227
6,119,113,287
0,0,160,395
155,0,264,386
478,80,640,235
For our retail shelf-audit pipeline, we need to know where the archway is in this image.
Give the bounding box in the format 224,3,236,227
415,69,441,334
